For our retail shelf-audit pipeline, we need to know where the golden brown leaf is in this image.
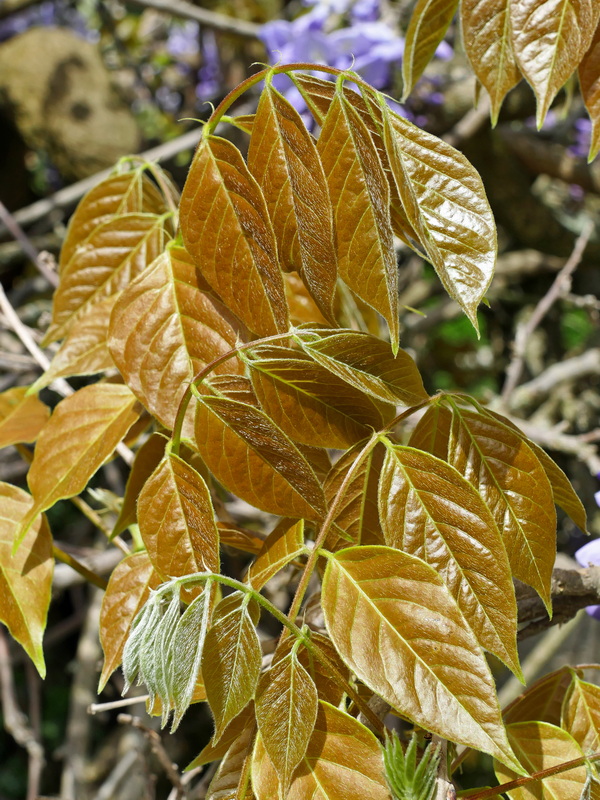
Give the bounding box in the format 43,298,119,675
0,387,49,449
503,667,576,726
379,443,521,676
317,89,399,352
580,19,600,161
137,451,220,581
0,483,53,677
295,328,428,406
112,432,168,537
218,523,266,555
248,84,337,321
252,701,391,800
511,0,600,127
187,703,256,769
109,243,242,429
254,650,318,794
461,0,521,124
245,344,392,449
193,378,326,519
44,212,172,344
98,551,162,691
321,545,522,771
205,720,256,800
248,518,305,590
402,0,459,101
179,135,288,337
562,676,600,755
495,721,587,799
19,383,141,544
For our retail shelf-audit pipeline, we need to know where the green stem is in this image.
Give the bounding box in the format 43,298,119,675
163,571,385,734
465,751,600,800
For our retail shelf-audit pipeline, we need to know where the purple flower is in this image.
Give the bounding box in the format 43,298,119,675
167,20,200,58
575,539,600,620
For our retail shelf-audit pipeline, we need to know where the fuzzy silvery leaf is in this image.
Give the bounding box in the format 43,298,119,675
122,595,161,693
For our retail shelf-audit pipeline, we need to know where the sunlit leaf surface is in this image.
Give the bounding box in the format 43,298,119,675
248,518,305,590
402,0,459,100
562,676,600,755
503,667,576,726
205,720,256,800
252,701,390,800
0,483,53,677
0,387,49,448
379,443,520,676
321,545,521,770
180,135,288,337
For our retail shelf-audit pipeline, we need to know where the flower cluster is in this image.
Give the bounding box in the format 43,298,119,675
574,475,600,619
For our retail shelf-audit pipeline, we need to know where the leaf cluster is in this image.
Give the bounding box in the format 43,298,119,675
0,65,597,800
402,0,600,155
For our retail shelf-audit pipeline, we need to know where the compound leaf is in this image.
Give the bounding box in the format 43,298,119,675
137,450,220,582
321,545,522,771
252,701,390,800
255,650,319,795
180,135,288,337
244,343,392,449
378,443,521,677
0,483,53,677
402,0,459,101
109,243,242,429
202,592,262,741
248,84,337,321
495,721,587,800
461,0,521,124
510,0,600,127
0,387,49,448
248,518,305,590
295,328,428,406
98,551,162,692
194,378,325,519
20,384,140,543
317,88,399,352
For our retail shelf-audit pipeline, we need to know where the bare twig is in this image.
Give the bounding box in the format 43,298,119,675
118,714,187,799
124,0,261,38
501,221,594,403
0,628,45,800
443,93,491,148
510,348,600,410
0,201,59,287
89,695,150,715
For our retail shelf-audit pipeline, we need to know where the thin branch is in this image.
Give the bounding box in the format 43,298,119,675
52,545,109,591
0,628,45,800
501,221,594,403
89,695,150,715
125,0,261,37
118,714,187,799
0,201,59,287
509,348,600,410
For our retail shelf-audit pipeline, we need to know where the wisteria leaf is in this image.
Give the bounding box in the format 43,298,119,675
194,378,325,519
0,387,49,449
187,703,256,769
503,667,576,726
511,0,600,127
495,721,587,800
562,676,600,755
317,87,399,352
205,719,256,800
248,83,337,321
44,212,172,344
248,518,305,590
294,328,428,406
98,551,162,692
112,432,168,537
179,135,288,337
109,243,242,430
0,483,53,677
378,443,521,677
461,0,521,124
244,343,392,449
19,383,141,546
402,0,459,101
252,701,390,800
255,650,319,795
202,592,262,740
137,450,220,583
321,545,523,772
580,19,600,161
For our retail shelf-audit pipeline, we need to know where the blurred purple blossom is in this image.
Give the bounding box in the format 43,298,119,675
166,20,200,58
0,0,94,43
575,539,600,620
196,31,221,101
